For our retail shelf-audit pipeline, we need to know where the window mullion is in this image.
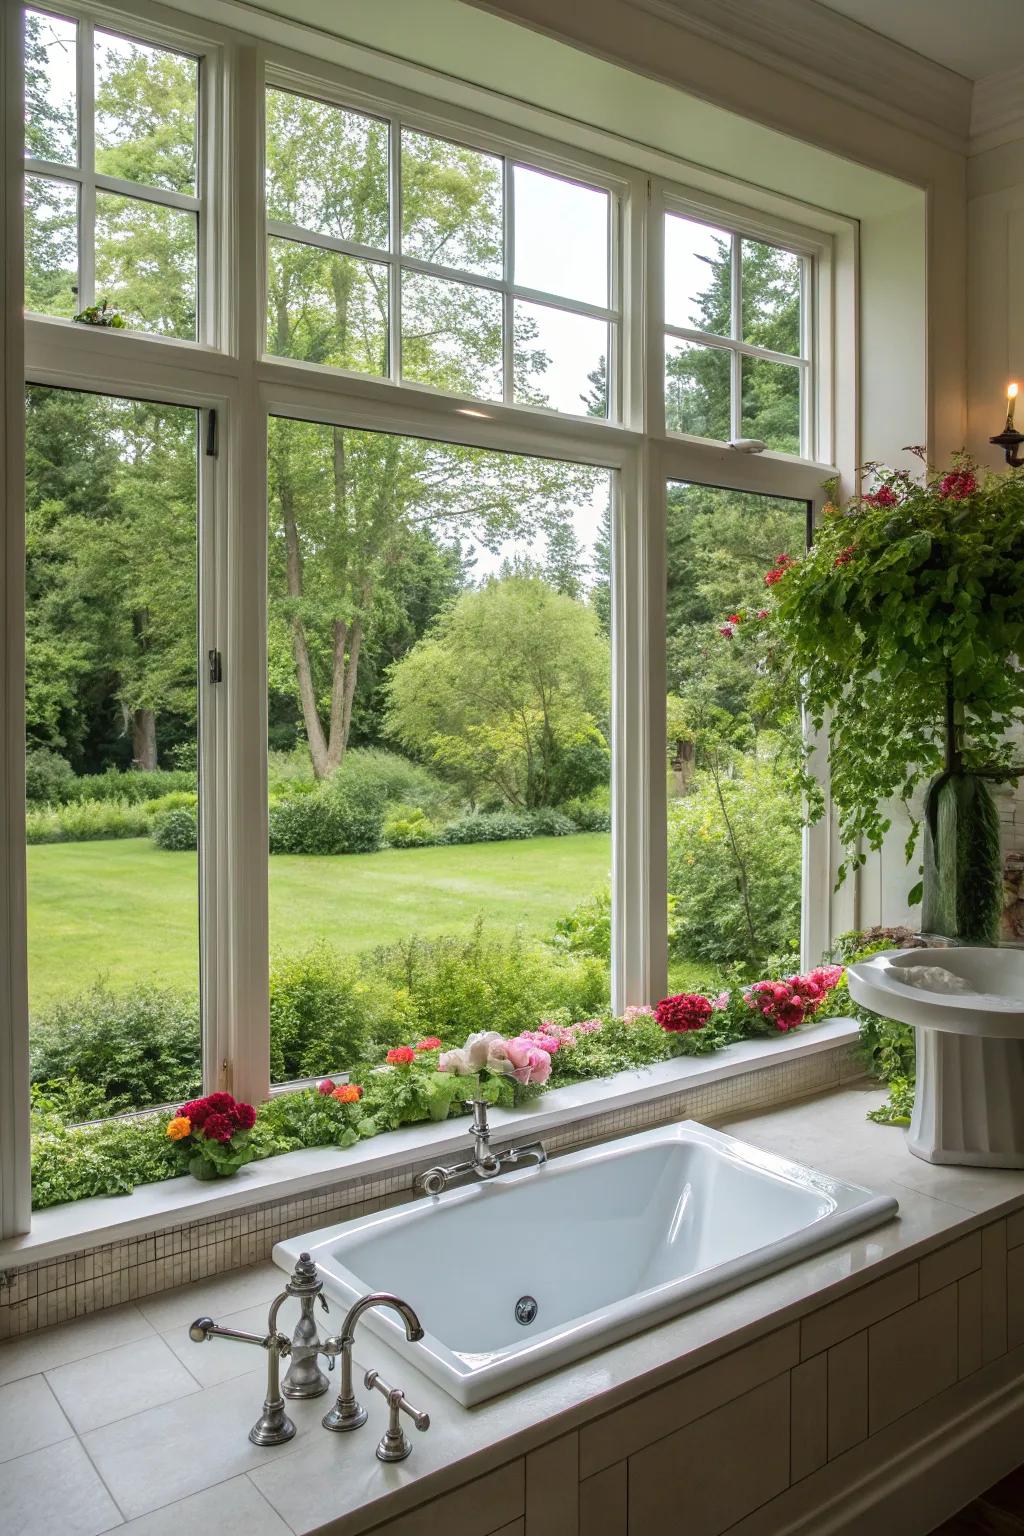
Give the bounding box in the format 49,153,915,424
78,16,96,311
502,154,514,405
729,233,741,442
389,117,401,382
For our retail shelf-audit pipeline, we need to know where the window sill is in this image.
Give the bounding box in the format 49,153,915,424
0,1018,860,1268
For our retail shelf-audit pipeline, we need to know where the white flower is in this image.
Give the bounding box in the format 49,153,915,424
438,1032,511,1076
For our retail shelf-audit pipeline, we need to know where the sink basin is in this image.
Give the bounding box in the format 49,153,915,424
846,946,1024,1167
274,1121,897,1405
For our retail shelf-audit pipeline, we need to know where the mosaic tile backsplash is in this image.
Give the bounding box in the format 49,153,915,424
0,1043,863,1341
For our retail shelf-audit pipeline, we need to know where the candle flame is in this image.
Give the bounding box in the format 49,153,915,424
1009,382,1020,400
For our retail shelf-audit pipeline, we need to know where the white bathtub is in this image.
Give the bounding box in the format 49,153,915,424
274,1121,897,1405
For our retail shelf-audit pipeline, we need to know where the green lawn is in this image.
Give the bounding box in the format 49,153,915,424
26,834,611,1006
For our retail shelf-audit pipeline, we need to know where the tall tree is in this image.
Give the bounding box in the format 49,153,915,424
265,92,601,777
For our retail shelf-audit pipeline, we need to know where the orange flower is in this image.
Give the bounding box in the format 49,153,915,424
332,1084,362,1104
166,1115,191,1141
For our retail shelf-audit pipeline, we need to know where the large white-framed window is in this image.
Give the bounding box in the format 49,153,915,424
2,0,848,1235
263,68,627,421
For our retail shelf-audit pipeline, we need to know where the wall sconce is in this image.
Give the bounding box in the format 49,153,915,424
990,382,1024,467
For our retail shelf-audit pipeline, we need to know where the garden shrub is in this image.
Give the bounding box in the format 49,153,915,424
667,763,802,968
383,805,438,848
26,798,152,844
25,747,77,804
525,808,578,837
151,805,199,850
338,748,456,819
368,922,608,1044
559,795,612,832
30,985,201,1116
552,883,612,960
268,776,386,855
70,768,197,803
440,810,536,844
269,943,398,1081
142,791,198,818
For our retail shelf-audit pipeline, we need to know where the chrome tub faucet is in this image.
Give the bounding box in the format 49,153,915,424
321,1291,425,1432
190,1260,429,1457
419,1097,547,1195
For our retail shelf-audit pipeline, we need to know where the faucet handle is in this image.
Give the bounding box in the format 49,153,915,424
363,1368,430,1461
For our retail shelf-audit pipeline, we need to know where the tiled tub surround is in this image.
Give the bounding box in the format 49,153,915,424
0,1020,861,1340
4,1086,1024,1536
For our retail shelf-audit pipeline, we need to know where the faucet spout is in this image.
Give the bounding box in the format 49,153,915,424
321,1291,426,1433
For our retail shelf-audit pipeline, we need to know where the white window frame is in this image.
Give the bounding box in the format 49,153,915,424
22,0,224,347
1,0,849,1236
263,64,628,422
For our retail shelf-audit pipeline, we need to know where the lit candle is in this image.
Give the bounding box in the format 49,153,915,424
1007,382,1019,431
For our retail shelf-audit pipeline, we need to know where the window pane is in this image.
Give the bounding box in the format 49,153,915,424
26,387,201,1123
741,356,801,454
665,481,808,985
265,88,389,251
665,338,730,440
401,128,502,279
94,30,197,195
401,270,502,399
25,9,77,166
514,301,608,417
266,238,388,374
665,214,731,336
742,239,801,355
25,174,78,318
267,417,611,1085
95,191,197,339
513,165,609,308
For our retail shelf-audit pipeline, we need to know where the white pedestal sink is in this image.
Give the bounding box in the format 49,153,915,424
847,947,1024,1168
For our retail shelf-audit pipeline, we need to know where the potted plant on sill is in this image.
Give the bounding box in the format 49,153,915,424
166,1091,258,1180
754,453,1024,942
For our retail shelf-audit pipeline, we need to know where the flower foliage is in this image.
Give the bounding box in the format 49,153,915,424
755,456,1024,889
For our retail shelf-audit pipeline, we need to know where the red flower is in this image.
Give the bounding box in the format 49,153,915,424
180,1098,210,1127
231,1101,257,1131
655,993,713,1033
202,1111,235,1143
938,468,977,501
726,613,742,625
763,553,796,588
776,1000,806,1031
718,624,736,639
863,485,898,508
317,1078,335,1095
834,544,855,567
386,1046,416,1066
415,1037,442,1051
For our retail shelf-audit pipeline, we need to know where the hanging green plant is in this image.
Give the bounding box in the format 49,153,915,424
752,452,1024,942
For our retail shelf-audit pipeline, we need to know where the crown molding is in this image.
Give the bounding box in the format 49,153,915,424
970,63,1024,155
624,0,972,151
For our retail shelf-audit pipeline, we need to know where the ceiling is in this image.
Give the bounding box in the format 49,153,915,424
812,0,1020,81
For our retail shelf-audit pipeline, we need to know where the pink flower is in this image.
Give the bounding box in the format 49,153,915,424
574,1018,603,1034
317,1078,335,1095
777,1001,806,1031
623,1004,655,1024
517,1029,560,1054
505,1037,552,1085
756,608,770,619
711,990,730,1011
718,623,736,639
